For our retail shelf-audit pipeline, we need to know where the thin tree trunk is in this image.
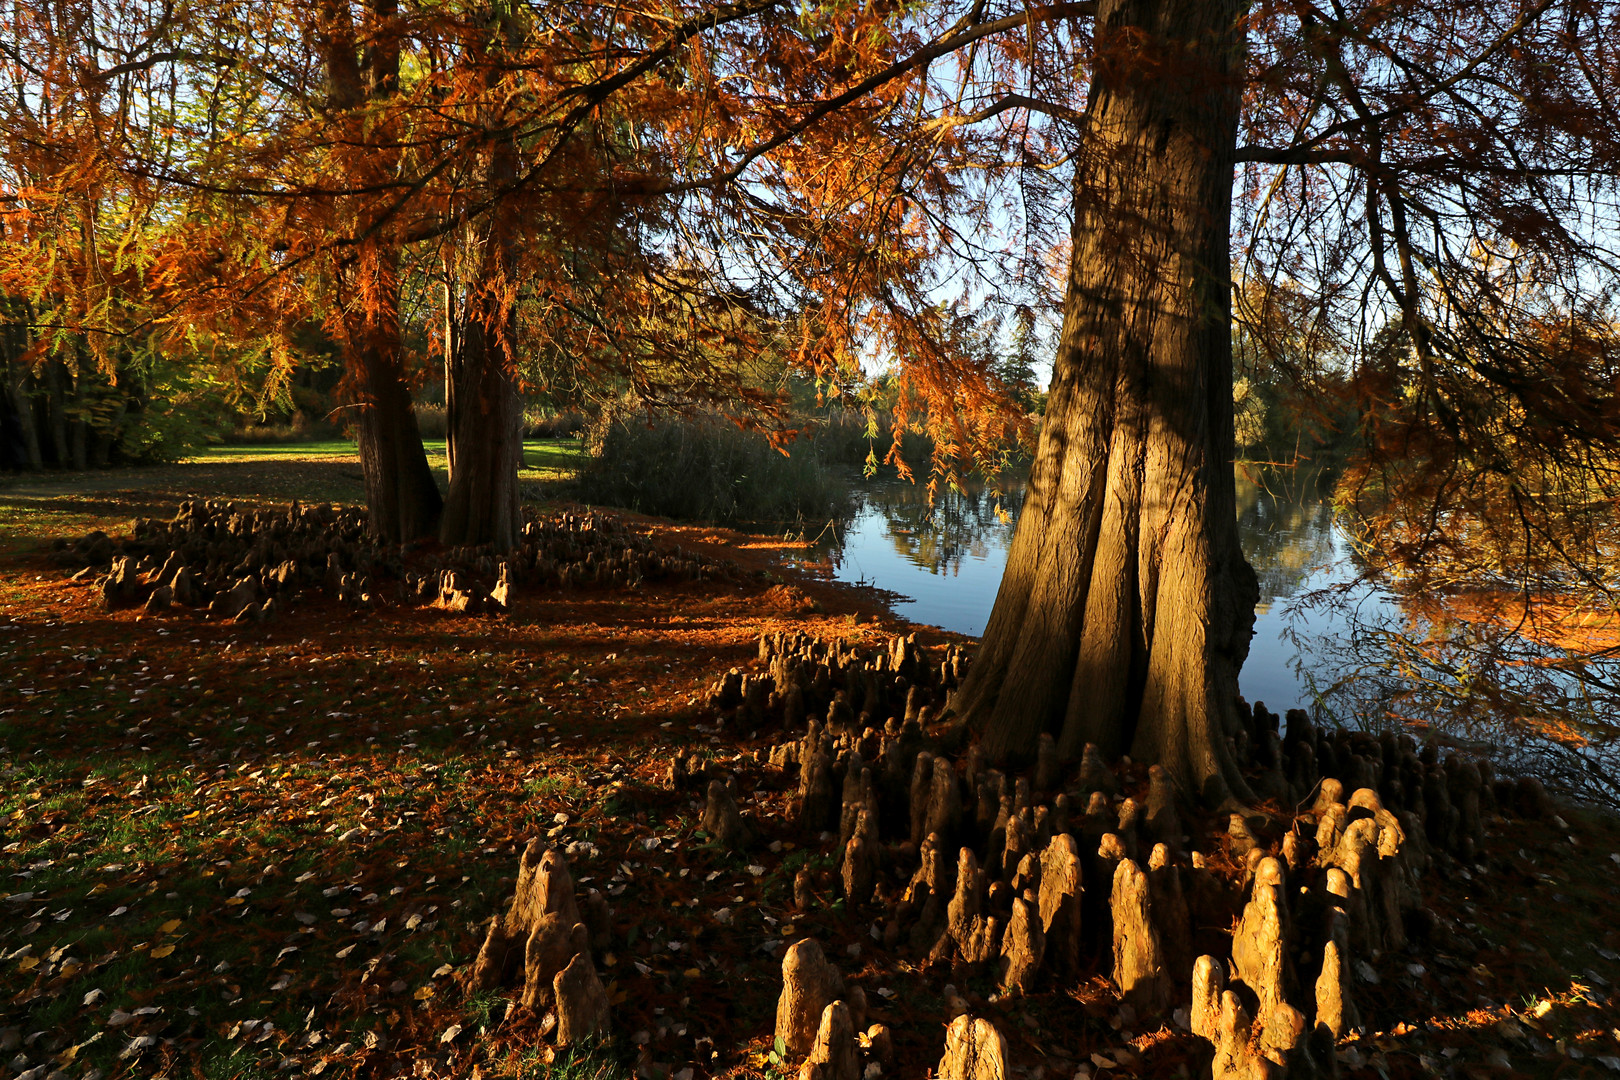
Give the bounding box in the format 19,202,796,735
44,361,70,467
1,303,42,469
959,0,1258,807
68,355,89,470
442,277,459,480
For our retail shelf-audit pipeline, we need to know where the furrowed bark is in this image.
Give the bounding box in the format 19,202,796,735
959,0,1258,807
437,10,525,553
440,281,524,550
355,316,444,544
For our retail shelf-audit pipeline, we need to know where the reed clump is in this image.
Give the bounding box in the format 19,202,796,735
574,411,857,525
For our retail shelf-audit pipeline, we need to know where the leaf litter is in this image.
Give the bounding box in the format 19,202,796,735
0,501,1618,1078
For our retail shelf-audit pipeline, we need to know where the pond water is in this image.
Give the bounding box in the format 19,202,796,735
800,467,1620,802
802,467,1383,714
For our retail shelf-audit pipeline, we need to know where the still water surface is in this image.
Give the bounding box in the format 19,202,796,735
801,468,1619,803
806,469,1373,714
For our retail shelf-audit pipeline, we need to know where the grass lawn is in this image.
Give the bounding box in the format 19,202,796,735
190,439,587,483
1,459,1618,1079
0,440,588,558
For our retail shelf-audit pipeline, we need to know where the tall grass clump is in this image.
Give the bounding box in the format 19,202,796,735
574,411,853,525
414,404,448,439
525,408,589,439
416,404,586,440
226,411,344,445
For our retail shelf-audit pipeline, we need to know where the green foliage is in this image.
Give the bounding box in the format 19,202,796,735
1233,376,1269,451
531,1036,634,1079
997,306,1047,414
1230,319,1358,468
464,990,506,1031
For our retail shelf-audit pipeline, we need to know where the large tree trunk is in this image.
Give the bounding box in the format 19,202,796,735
438,20,524,553
356,327,444,544
439,286,524,550
322,0,443,543
958,0,1258,807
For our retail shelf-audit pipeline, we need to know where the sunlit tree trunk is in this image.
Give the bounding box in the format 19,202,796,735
958,0,1259,806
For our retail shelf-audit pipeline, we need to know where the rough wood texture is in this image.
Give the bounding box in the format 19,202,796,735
1256,1000,1308,1070
1232,857,1287,1015
553,951,610,1046
1145,764,1182,847
1314,912,1357,1038
949,0,1257,803
1079,743,1118,795
702,778,751,851
842,831,876,906
904,832,950,952
863,1023,893,1067
799,1000,860,1080
1210,990,1272,1080
1037,832,1085,975
1034,733,1060,794
775,939,845,1059
947,847,985,949
799,749,836,837
1147,843,1193,981
936,1015,1009,1080
1111,858,1170,1012
1191,954,1225,1040
468,843,582,993
518,917,588,1009
997,895,1044,996
924,757,963,848
910,751,936,846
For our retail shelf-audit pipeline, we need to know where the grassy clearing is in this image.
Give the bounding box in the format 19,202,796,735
192,439,586,483
0,440,587,557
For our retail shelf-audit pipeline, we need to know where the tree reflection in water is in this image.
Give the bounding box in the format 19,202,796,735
1235,467,1340,612
1271,467,1620,810
811,466,1620,807
859,479,1023,577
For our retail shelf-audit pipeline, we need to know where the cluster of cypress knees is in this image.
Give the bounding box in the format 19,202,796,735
54,500,733,618
471,630,1552,1078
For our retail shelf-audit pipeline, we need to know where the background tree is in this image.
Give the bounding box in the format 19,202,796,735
314,0,447,543
0,0,298,469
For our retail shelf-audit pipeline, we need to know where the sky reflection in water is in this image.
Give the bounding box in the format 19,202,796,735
811,468,1369,714
808,469,1619,801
